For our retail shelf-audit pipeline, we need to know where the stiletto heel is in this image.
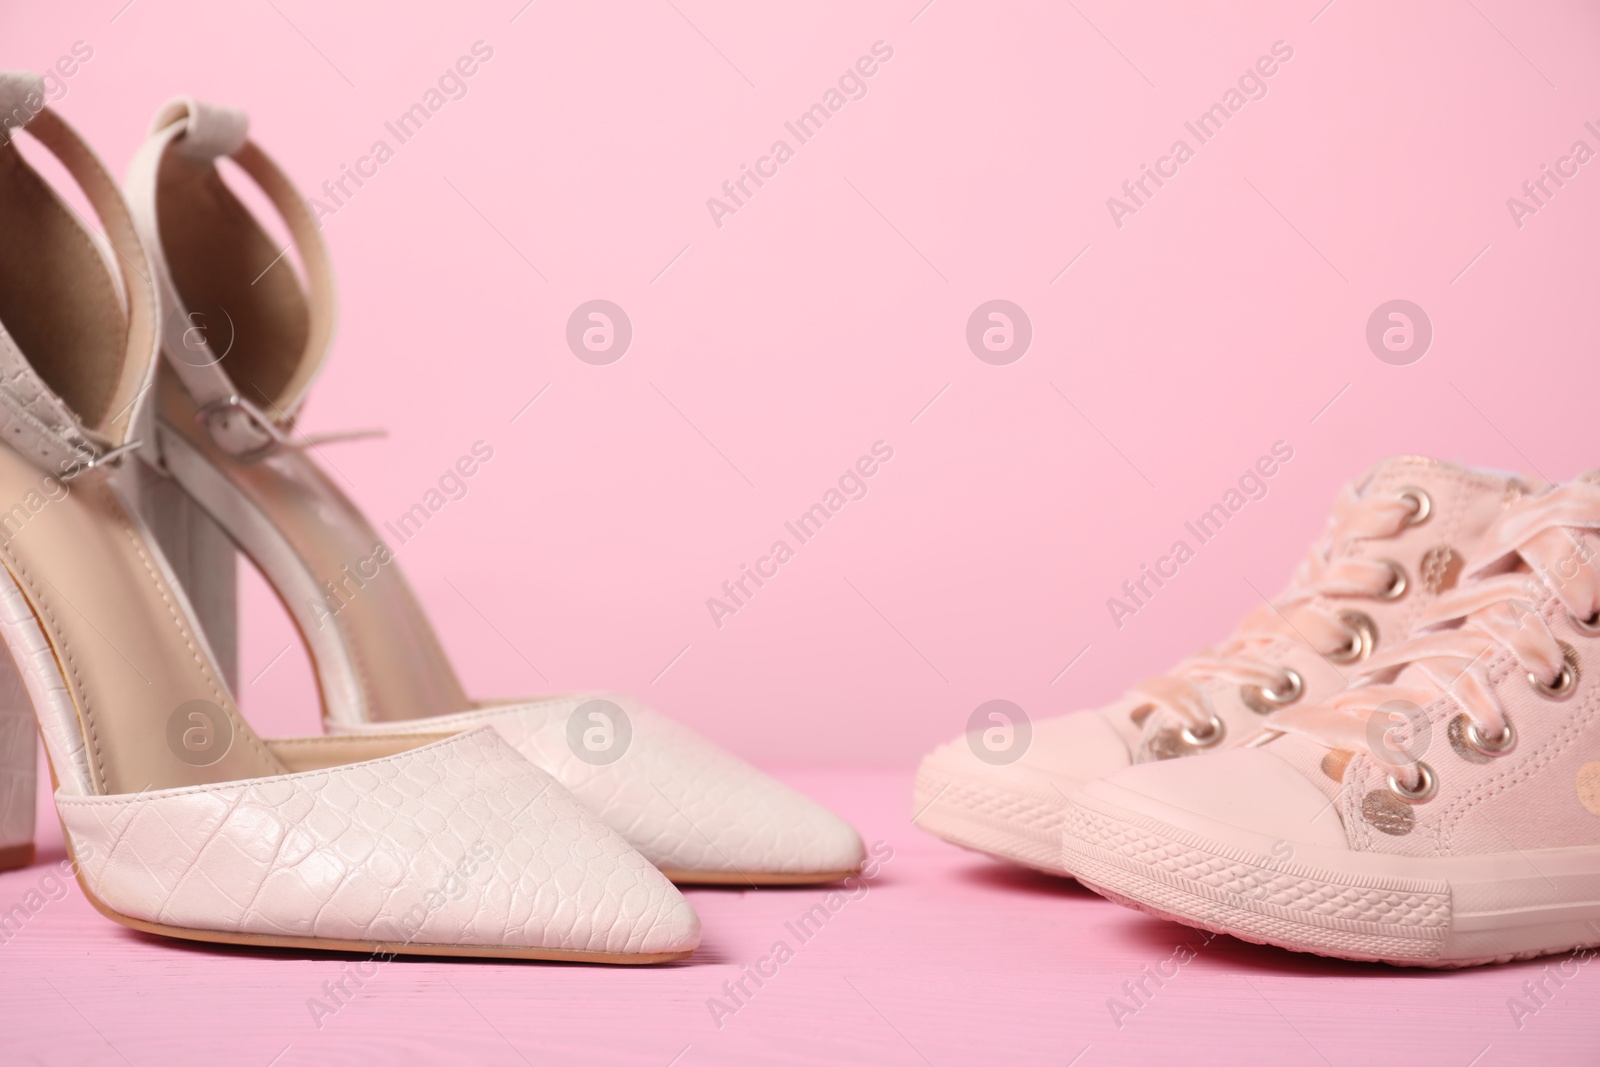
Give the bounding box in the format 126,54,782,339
0,76,697,961
125,96,866,885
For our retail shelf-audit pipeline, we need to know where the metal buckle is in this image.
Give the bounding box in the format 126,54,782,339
59,439,144,482
193,395,288,461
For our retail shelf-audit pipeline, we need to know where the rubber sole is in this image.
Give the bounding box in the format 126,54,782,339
1064,791,1600,968
913,758,1070,874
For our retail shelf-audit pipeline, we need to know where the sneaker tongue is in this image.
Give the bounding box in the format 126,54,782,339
1288,456,1535,600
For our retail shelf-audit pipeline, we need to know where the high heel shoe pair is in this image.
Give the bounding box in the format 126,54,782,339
0,72,863,962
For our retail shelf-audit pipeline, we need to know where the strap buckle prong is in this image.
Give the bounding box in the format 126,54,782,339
193,394,288,461
59,439,145,482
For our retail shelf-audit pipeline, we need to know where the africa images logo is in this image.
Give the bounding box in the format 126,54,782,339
1105,441,1294,629
165,700,233,767
705,41,895,229
566,300,633,365
565,698,633,765
706,442,894,629
966,300,1032,366
1105,40,1295,229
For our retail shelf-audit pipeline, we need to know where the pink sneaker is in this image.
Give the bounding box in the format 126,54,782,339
1063,475,1600,966
915,457,1537,873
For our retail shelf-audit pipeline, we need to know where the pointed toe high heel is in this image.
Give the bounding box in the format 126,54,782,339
0,74,697,962
123,97,865,885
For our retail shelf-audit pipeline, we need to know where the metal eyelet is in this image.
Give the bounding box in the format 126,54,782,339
1241,668,1305,715
1463,717,1517,757
1529,642,1580,701
1529,668,1580,700
1377,559,1408,600
1180,715,1226,748
1271,668,1304,704
1326,611,1377,664
1531,667,1578,699
1397,486,1432,526
1570,610,1600,637
1387,761,1438,803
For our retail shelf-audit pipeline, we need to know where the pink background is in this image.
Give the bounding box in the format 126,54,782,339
5,2,1600,1064
12,0,1600,766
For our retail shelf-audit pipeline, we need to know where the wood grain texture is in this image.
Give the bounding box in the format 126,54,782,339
1,763,1595,1065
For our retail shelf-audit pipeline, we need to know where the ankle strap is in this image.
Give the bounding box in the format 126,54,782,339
0,73,157,479
124,97,335,459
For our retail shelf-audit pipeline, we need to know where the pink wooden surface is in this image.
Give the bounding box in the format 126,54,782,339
3,762,1594,1065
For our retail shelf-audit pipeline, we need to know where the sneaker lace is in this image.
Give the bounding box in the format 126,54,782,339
1266,481,1600,788
1134,483,1423,732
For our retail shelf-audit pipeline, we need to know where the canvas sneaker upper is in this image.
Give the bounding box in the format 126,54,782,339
914,456,1540,872
1062,474,1600,965
1260,473,1600,857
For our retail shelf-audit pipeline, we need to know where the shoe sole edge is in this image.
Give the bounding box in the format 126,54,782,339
1064,792,1600,968
72,860,694,964
913,760,1070,873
